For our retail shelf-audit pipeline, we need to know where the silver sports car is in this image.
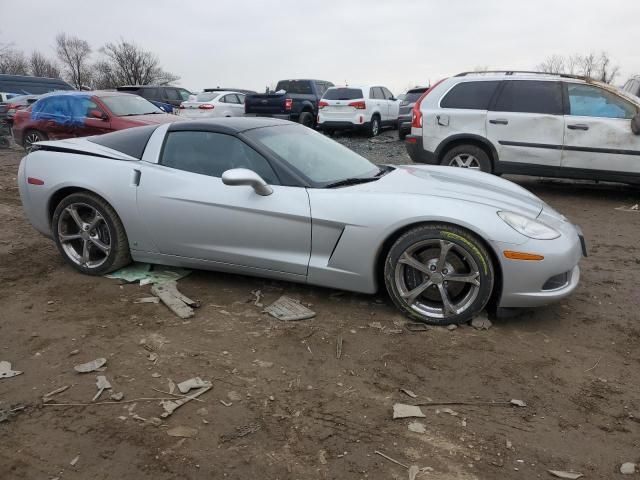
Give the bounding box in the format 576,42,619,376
18,118,586,325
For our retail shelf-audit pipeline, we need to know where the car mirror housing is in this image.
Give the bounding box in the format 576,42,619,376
631,112,640,135
222,168,273,196
90,109,108,121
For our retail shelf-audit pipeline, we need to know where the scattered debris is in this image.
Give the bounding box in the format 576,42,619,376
548,470,584,479
42,385,69,403
506,439,513,449
70,455,80,466
177,377,208,394
73,358,106,373
414,399,524,407
447,324,458,331
147,352,159,363
620,463,637,475
151,281,199,319
92,376,112,401
110,392,124,401
253,360,273,368
140,333,169,351
167,426,198,438
134,297,160,304
400,388,418,399
408,421,426,434
160,383,212,418
106,263,191,285
167,378,176,394
69,349,80,356
393,403,425,419
585,357,601,372
151,373,161,378
369,135,396,144
0,360,23,379
374,450,409,469
510,399,527,407
438,407,458,416
250,289,263,307
264,296,316,321
220,422,261,442
408,465,420,480
369,321,383,329
471,313,492,330
227,391,242,402
318,450,328,465
405,322,430,332
196,407,208,416
336,336,343,359
0,405,26,423
220,400,232,407
615,204,639,212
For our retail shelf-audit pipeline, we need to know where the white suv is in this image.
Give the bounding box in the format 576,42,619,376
405,71,640,184
318,85,400,137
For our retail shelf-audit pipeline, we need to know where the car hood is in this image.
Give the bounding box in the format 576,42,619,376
354,165,544,218
116,113,177,125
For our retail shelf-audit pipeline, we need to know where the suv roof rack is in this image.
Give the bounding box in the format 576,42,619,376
455,70,586,80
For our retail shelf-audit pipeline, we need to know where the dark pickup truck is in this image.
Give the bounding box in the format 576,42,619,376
244,79,333,127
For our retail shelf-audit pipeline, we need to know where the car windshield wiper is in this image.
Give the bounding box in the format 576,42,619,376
324,177,379,189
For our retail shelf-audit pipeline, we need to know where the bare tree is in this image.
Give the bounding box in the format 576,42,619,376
29,51,60,78
0,47,29,75
535,52,620,84
95,39,178,88
55,33,92,89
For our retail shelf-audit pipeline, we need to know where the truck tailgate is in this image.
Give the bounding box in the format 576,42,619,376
245,93,286,114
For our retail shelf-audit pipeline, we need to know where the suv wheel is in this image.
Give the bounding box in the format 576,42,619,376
441,145,492,173
368,115,381,137
299,111,314,128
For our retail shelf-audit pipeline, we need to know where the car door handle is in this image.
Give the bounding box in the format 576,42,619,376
489,119,509,125
567,124,589,131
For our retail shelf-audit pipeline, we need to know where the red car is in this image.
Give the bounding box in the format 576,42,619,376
12,91,177,151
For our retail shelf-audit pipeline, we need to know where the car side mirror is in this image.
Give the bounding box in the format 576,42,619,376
90,109,108,120
389,97,397,101
632,113,640,135
222,168,273,196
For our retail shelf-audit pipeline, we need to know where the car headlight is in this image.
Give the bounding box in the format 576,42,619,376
497,211,560,240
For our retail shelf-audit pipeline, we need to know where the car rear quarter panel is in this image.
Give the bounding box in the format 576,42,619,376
19,150,155,251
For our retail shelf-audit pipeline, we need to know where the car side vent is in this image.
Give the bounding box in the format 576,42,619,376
542,272,570,291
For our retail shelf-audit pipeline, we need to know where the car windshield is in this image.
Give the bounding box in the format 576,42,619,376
100,94,162,116
323,88,363,100
195,92,221,102
245,124,380,186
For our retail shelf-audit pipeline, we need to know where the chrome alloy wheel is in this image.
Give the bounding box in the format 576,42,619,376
57,203,111,268
449,153,480,169
371,118,380,136
394,239,481,319
24,132,42,152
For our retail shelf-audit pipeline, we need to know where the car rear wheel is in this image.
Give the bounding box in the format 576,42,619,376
52,192,131,276
368,115,381,137
24,130,47,152
441,144,492,173
384,224,494,325
299,111,314,128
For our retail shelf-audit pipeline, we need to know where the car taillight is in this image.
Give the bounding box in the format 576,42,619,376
318,101,329,109
411,78,446,129
179,104,185,109
285,98,293,111
199,104,214,110
348,100,366,109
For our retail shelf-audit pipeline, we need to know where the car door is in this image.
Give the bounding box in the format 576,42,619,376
225,94,245,116
136,129,312,275
486,80,564,167
561,83,640,175
369,87,384,121
382,87,399,122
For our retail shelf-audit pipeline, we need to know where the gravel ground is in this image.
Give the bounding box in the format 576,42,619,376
1,136,640,480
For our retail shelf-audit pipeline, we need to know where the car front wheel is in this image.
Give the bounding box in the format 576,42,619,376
23,130,47,152
384,224,494,325
52,192,132,275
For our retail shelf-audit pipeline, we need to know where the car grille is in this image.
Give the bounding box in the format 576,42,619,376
542,271,570,290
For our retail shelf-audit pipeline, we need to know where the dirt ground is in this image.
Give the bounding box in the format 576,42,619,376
1,136,640,480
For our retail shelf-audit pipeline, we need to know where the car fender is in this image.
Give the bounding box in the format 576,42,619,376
434,133,499,166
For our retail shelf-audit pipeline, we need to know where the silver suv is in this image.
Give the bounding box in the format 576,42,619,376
405,71,640,184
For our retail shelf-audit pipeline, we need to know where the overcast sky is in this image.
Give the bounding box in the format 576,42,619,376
3,0,639,93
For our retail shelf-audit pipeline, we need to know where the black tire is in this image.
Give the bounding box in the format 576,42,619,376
299,111,314,128
23,130,47,152
368,115,381,137
384,224,494,325
398,129,407,141
441,144,492,173
51,191,132,276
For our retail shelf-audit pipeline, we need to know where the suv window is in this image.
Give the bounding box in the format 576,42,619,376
161,131,279,184
315,82,328,96
139,88,158,99
441,81,500,110
164,88,181,101
493,80,563,115
567,84,637,119
370,87,383,100
382,87,394,100
178,88,191,101
323,88,363,100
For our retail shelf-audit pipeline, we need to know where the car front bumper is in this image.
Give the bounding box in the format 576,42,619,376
494,222,585,308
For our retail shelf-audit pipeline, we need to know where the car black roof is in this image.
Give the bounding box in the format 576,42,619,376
168,116,293,134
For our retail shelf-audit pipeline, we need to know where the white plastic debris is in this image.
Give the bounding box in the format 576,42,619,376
166,426,198,438
393,403,425,419
620,463,637,475
510,399,527,407
407,421,426,433
264,296,316,321
471,313,492,330
92,376,112,401
400,388,418,398
0,361,23,379
177,377,208,394
74,358,106,373
134,297,160,304
548,470,584,479
151,281,199,319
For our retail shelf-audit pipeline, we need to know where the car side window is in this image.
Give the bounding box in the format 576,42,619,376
178,89,191,101
237,94,246,104
164,88,181,101
370,87,382,100
493,80,563,115
219,95,228,103
441,81,500,110
161,131,280,185
315,82,326,96
226,94,240,104
567,84,637,119
382,87,394,100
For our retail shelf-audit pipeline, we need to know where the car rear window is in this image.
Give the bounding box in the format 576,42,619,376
404,91,426,103
88,125,159,159
275,80,312,94
323,88,364,100
493,80,563,115
440,81,500,110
